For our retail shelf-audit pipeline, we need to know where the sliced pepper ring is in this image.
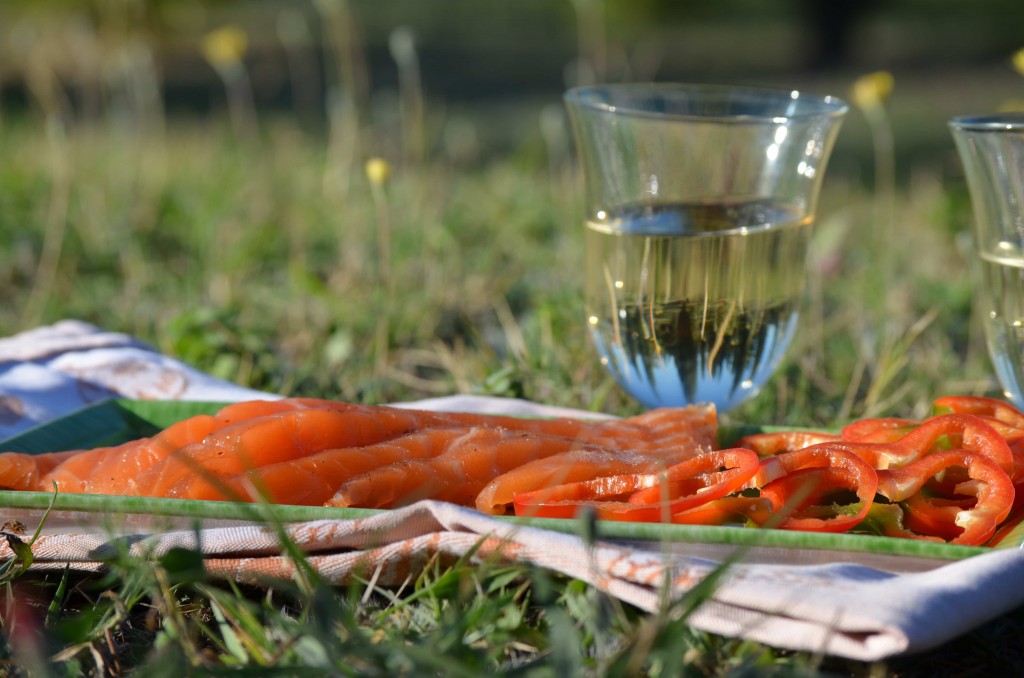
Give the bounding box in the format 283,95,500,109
900,493,974,542
669,496,774,526
876,448,1014,546
511,448,760,522
933,395,1024,432
841,417,918,443
752,445,878,533
760,467,866,533
784,439,918,471
628,448,761,516
896,414,1015,476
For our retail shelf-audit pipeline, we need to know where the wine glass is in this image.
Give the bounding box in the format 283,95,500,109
564,83,848,412
950,114,1024,407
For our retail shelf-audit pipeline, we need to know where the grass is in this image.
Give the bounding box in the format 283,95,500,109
0,6,1021,671
0,545,822,676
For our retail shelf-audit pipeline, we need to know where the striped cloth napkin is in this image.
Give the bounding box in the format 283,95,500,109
2,320,1024,661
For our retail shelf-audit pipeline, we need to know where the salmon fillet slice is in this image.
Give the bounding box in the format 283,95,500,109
0,399,719,514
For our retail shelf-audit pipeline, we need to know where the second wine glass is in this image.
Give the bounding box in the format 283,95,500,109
564,83,848,412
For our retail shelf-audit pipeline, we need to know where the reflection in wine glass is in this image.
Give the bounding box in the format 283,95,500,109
565,84,848,412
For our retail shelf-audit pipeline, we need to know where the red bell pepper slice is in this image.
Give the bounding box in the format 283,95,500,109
933,395,1024,430
932,395,1024,449
988,467,1024,545
669,496,774,526
785,439,918,470
896,414,1015,476
841,417,918,443
900,493,975,542
511,448,760,522
844,411,1020,484
1008,441,1024,485
759,467,863,531
751,444,878,533
938,396,1024,481
627,448,761,515
988,494,1024,546
876,449,1014,546
732,430,840,457
511,471,656,520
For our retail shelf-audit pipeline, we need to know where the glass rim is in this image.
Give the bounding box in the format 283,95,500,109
564,82,849,123
949,114,1024,132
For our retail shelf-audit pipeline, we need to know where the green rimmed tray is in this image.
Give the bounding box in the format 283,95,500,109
0,398,1012,571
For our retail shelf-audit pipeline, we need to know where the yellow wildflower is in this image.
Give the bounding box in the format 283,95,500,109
201,26,248,68
850,71,894,110
365,158,392,187
1012,48,1024,77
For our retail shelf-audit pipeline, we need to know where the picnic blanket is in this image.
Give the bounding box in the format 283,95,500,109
2,319,1024,662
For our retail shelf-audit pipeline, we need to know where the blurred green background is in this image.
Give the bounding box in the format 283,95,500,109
4,0,1023,174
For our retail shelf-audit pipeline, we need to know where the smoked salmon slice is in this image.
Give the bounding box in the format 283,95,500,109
327,430,595,509
0,449,82,491
167,427,491,504
132,406,426,498
0,398,718,514
41,399,334,494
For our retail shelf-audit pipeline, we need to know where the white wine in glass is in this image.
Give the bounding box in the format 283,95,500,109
566,83,848,412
